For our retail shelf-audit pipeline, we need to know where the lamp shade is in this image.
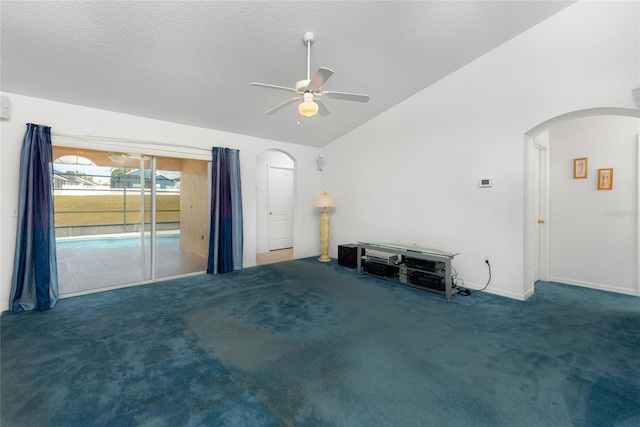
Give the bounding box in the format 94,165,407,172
299,93,318,117
314,191,336,208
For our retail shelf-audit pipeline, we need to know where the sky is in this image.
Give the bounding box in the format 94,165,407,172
53,164,180,185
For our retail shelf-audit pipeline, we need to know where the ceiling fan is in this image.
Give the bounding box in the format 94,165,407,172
250,32,370,118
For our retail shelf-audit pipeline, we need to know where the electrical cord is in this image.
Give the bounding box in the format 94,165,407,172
451,266,463,287
452,265,470,296
473,260,491,293
451,266,469,295
455,260,491,296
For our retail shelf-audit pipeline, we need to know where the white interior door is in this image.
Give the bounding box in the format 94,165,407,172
532,148,541,282
268,165,293,250
533,137,550,283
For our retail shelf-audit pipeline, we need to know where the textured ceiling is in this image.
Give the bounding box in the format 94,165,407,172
1,1,573,148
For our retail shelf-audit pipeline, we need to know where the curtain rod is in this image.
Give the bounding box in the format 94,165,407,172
51,131,212,154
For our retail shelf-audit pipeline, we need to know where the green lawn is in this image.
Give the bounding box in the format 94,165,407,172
54,194,180,226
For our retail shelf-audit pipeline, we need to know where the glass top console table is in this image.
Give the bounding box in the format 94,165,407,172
356,242,459,300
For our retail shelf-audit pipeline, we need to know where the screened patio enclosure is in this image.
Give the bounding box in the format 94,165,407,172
52,146,209,295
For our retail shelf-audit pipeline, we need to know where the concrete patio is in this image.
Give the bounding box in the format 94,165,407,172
56,239,207,295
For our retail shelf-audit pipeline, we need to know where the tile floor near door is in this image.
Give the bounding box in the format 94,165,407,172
256,248,293,265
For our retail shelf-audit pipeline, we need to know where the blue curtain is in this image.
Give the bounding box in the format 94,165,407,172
207,147,243,274
10,124,58,312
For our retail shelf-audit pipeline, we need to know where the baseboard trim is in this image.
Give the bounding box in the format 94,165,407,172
548,276,639,296
463,282,528,301
522,286,536,300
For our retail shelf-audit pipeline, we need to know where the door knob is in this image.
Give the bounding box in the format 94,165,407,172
537,218,545,224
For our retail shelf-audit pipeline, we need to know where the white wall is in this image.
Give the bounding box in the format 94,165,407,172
549,115,638,295
322,1,639,299
2,1,638,308
0,93,322,312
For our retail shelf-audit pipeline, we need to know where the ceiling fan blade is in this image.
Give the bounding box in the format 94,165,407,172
321,91,370,103
250,82,299,93
265,97,300,115
307,67,334,91
315,99,331,117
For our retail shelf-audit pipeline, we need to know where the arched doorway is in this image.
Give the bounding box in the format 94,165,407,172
523,107,640,298
256,150,296,265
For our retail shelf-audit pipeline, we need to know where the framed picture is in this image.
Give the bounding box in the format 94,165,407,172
597,168,613,190
573,158,587,179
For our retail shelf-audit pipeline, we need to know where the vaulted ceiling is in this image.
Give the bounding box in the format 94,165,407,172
1,1,573,147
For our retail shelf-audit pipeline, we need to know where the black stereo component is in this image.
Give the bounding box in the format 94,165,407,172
363,260,399,277
404,257,445,272
409,271,446,291
338,244,364,269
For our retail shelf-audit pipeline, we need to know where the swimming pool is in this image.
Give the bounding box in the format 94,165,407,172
56,234,180,249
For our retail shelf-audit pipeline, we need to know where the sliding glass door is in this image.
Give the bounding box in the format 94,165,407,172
52,147,208,295
154,156,210,280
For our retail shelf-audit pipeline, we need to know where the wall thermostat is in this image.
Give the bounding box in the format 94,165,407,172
479,178,492,188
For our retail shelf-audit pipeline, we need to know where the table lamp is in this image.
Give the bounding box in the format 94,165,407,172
314,191,336,262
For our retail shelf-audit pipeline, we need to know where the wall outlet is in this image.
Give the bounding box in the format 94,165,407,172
9,207,17,218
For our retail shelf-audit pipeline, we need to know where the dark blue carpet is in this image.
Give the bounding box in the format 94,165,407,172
2,258,639,426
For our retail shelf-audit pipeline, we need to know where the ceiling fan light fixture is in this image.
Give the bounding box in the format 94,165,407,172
299,93,318,117
108,153,128,164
